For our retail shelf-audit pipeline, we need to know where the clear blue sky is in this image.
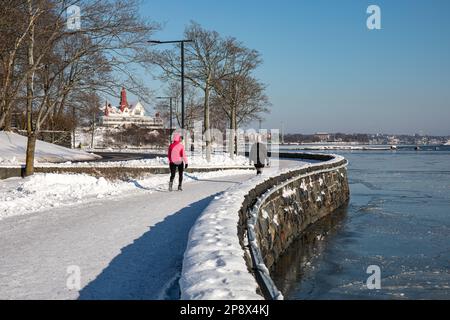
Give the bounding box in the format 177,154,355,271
139,0,450,135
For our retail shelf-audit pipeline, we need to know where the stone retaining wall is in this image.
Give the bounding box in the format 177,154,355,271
237,155,349,299
180,153,350,300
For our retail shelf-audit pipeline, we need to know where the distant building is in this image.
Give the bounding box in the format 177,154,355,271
99,87,164,129
314,132,330,142
388,136,399,145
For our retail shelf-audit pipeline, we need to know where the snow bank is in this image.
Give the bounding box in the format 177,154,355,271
0,131,100,164
0,169,252,221
35,153,251,168
84,148,166,154
180,175,270,300
180,155,345,300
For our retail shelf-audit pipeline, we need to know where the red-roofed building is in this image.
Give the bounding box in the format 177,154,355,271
99,88,163,129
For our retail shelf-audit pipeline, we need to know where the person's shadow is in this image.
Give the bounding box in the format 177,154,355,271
128,179,152,190
78,194,219,300
184,173,247,184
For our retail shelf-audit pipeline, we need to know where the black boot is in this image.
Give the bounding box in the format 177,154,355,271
169,181,173,191
178,184,183,191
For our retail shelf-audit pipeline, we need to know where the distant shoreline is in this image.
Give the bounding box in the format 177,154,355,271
280,144,449,151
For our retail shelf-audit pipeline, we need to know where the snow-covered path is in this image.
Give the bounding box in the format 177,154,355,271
0,172,254,300
0,159,305,300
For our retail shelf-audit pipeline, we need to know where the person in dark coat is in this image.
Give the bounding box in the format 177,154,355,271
249,140,268,175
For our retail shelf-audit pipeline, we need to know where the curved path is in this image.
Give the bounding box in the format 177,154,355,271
0,160,301,300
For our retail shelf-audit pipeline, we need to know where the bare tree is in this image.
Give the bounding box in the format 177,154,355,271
0,0,44,130
74,90,102,148
152,22,271,159
24,0,38,175
152,22,233,161
213,40,270,156
15,0,159,175
214,76,270,124
154,81,203,132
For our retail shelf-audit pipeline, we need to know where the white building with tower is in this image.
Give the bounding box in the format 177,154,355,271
99,87,164,130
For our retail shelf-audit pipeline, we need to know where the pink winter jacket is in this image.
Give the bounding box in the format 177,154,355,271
168,134,188,165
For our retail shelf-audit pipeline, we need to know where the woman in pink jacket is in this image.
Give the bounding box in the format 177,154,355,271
168,134,188,191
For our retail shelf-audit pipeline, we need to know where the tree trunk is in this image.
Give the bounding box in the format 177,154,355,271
204,85,211,162
233,104,238,155
0,58,15,130
24,0,36,176
229,103,236,159
0,111,6,130
2,103,12,131
228,122,234,159
231,80,239,157
91,113,95,149
24,133,37,176
1,93,12,131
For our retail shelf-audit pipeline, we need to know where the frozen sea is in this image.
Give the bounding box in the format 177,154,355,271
271,146,450,299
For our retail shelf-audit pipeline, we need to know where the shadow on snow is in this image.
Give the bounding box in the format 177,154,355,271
78,193,220,300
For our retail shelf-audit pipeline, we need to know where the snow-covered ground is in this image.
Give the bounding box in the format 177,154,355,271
0,169,256,299
0,131,100,164
0,157,310,300
0,169,252,221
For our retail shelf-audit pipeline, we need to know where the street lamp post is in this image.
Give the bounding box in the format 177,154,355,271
157,96,174,142
148,39,193,130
